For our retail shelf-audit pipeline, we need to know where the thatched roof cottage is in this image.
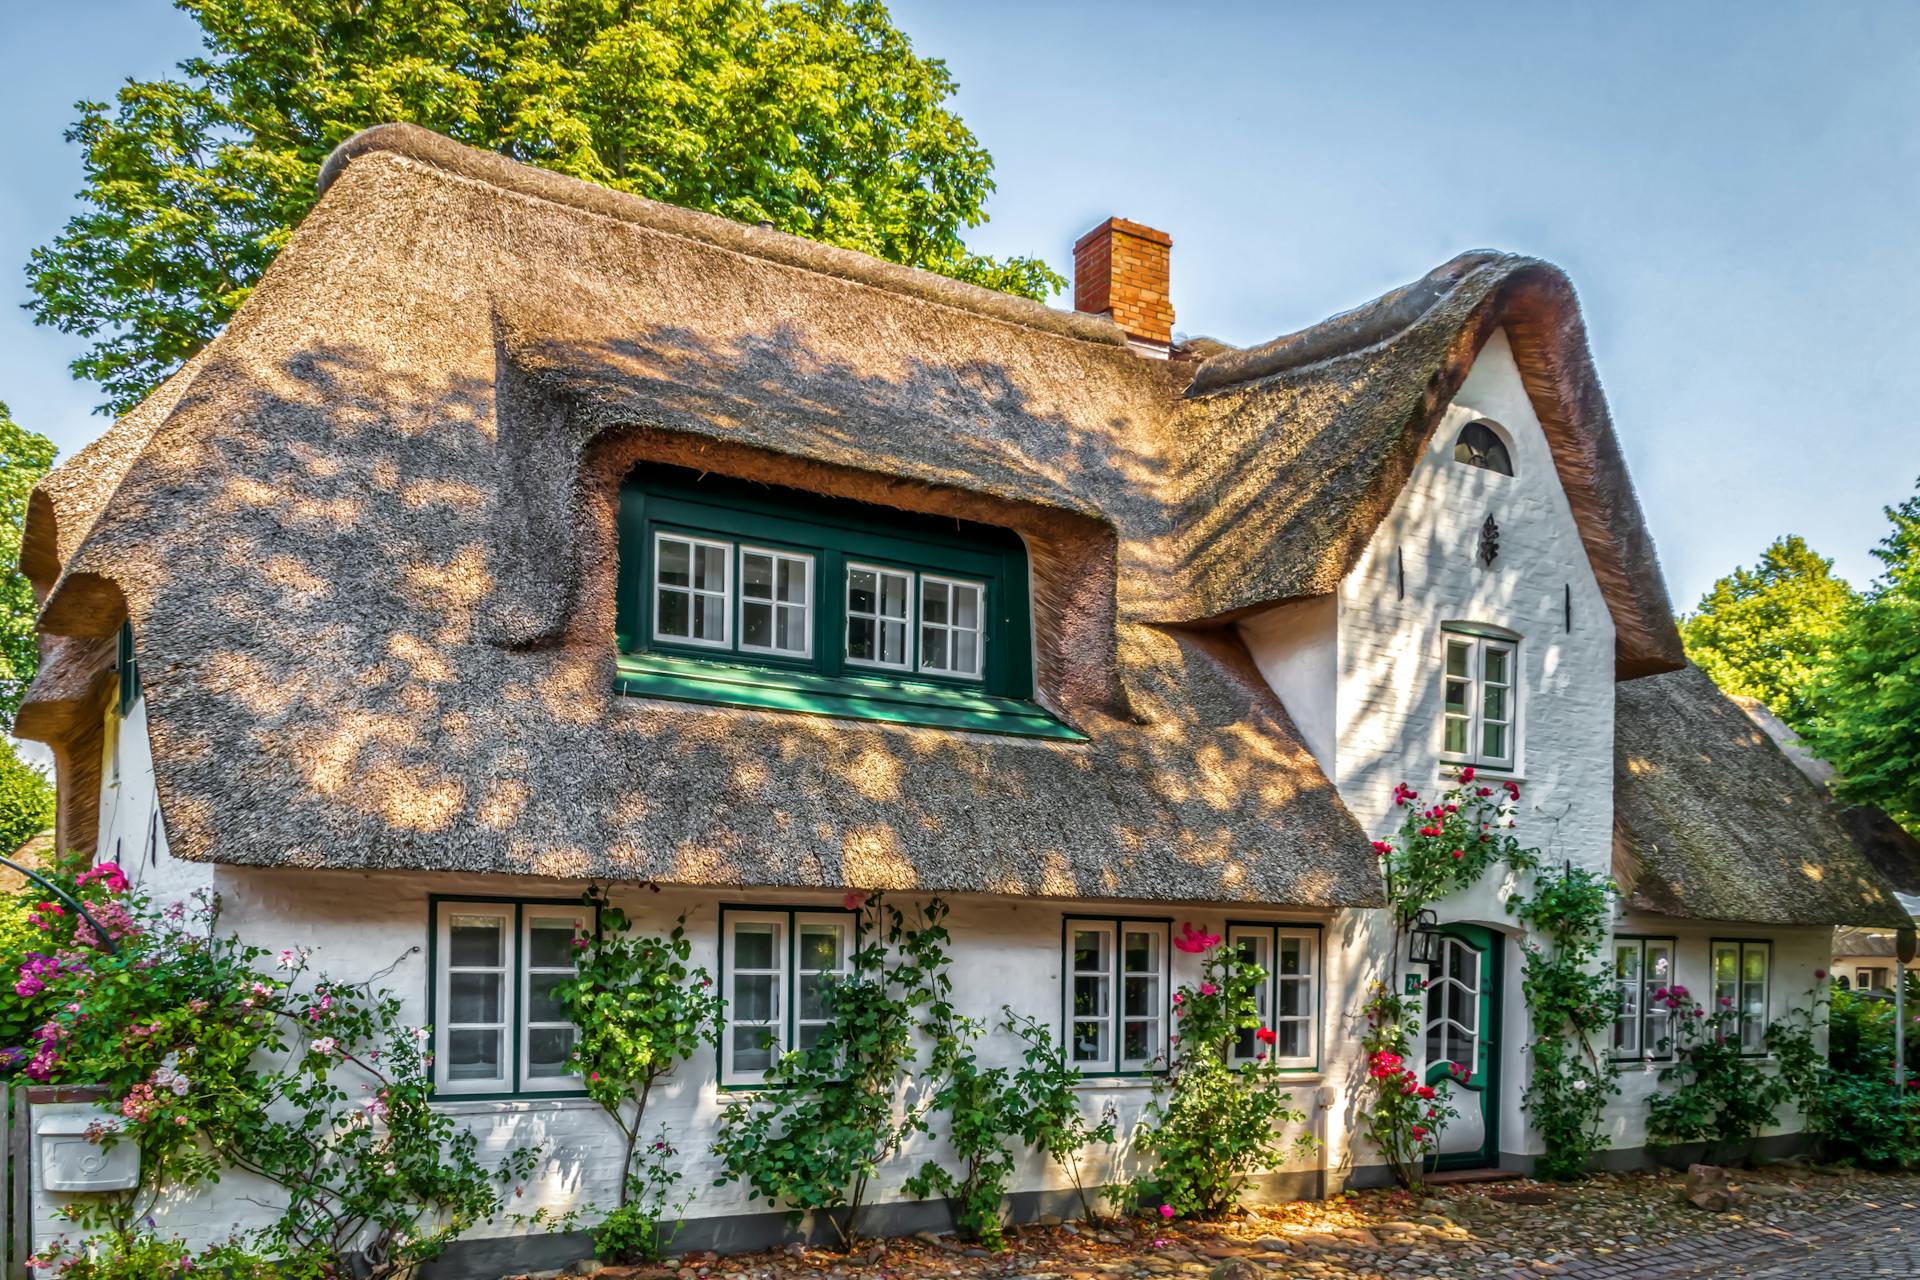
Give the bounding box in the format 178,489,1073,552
16,124,1906,1271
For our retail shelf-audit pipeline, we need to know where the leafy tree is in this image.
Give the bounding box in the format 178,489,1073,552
0,742,55,855
1680,534,1858,727
27,0,1064,415
1801,481,1920,835
0,402,57,728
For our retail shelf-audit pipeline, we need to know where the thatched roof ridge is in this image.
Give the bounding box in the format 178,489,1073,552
1169,253,1684,679
15,125,1380,905
1613,665,1908,927
1832,927,1902,959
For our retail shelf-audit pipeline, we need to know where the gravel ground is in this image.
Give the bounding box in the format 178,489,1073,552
518,1167,1920,1280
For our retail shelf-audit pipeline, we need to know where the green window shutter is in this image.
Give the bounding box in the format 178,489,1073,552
117,622,140,716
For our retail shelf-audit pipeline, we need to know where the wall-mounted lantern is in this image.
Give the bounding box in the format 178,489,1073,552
1408,909,1445,966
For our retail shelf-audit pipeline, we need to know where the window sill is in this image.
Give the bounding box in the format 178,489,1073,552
430,1094,597,1114
615,652,1084,741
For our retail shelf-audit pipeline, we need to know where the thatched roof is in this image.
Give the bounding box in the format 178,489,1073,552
1175,253,1684,679
1614,665,1909,927
12,126,1686,901
1734,695,1920,897
1832,927,1903,959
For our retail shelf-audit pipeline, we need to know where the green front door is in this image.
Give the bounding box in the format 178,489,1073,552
1422,924,1502,1171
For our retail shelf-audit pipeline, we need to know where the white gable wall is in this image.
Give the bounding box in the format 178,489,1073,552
95,690,209,904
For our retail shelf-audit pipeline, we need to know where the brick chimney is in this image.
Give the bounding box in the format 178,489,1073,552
1073,218,1173,357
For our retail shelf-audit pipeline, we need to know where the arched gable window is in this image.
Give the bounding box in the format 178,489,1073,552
1453,420,1513,476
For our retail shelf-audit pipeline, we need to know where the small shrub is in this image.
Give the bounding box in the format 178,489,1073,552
1003,1009,1118,1223
1646,986,1779,1163
29,1232,278,1279
1131,939,1308,1218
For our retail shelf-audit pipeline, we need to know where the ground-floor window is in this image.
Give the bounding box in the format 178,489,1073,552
1226,923,1319,1070
429,898,594,1097
1852,966,1891,991
1711,939,1772,1054
718,905,856,1087
1611,935,1675,1060
1064,918,1169,1074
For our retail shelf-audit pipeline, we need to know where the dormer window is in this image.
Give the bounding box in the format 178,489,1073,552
1453,420,1513,476
616,466,1076,740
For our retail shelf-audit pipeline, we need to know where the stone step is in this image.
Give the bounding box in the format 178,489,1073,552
1424,1167,1525,1185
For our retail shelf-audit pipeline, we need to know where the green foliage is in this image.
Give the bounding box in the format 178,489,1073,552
27,0,1064,414
1002,1010,1118,1223
29,1231,279,1279
556,888,721,1221
1680,534,1859,727
1506,866,1619,1179
0,401,57,729
0,740,56,854
1131,942,1307,1219
1783,984,1920,1168
712,893,953,1251
1374,772,1537,931
6,872,536,1277
1645,985,1796,1164
1357,980,1460,1192
1802,480,1920,835
591,1130,693,1263
904,1010,1018,1248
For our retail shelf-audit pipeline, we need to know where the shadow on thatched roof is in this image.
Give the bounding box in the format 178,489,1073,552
9,125,1687,901
1614,665,1909,928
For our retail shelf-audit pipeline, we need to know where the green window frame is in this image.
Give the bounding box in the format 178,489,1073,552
717,903,860,1089
615,467,1077,740
1225,921,1322,1072
1062,916,1171,1076
1610,935,1676,1062
426,896,596,1100
1710,938,1772,1056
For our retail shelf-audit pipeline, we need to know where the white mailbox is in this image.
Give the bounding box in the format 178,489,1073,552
36,1106,139,1193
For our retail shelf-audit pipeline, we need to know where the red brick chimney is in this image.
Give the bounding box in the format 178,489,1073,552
1073,218,1173,357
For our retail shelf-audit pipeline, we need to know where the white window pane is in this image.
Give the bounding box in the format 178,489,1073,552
734,924,777,969
881,619,908,664
448,1029,503,1080
450,972,502,1024
1123,928,1161,976
1484,685,1508,722
1444,717,1469,754
742,552,774,599
880,574,909,619
921,627,949,669
1445,680,1469,714
847,615,876,661
449,915,504,967
954,631,978,675
799,926,843,972
527,1026,575,1078
779,606,808,652
1072,1021,1109,1064
658,539,691,587
1446,641,1471,677
527,973,569,1023
1482,721,1508,760
1484,646,1509,684
732,1025,776,1072
526,917,579,968
1276,1021,1305,1059
743,600,775,648
953,584,980,629
734,972,776,1023
694,543,727,591
1277,936,1306,975
657,588,689,637
1072,974,1108,1019
696,593,725,640
778,558,807,604
1123,1019,1158,1063
1123,974,1158,1018
924,579,950,624
1278,977,1307,1017
849,569,877,613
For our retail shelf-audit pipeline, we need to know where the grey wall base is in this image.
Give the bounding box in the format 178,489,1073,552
424,1139,1818,1279
423,1172,1331,1279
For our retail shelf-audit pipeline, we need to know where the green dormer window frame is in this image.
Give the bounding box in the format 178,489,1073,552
614,467,1077,740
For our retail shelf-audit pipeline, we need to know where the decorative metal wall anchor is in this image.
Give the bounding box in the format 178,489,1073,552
1478,514,1501,567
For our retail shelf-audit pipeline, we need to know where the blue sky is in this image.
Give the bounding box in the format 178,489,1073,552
2,1,1916,608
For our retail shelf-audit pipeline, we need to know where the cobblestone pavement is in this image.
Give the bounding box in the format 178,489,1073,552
515,1170,1920,1280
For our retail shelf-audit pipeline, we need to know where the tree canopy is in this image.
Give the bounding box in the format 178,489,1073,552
27,0,1065,415
1801,483,1920,836
0,403,57,730
1679,534,1857,728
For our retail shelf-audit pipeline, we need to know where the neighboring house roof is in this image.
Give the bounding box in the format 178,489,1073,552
1733,695,1920,898
1613,665,1910,928
1832,927,1901,959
